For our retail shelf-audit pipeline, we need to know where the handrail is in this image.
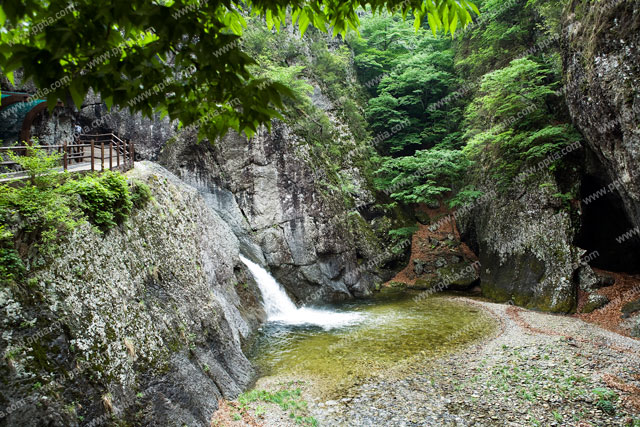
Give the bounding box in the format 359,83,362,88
0,132,135,178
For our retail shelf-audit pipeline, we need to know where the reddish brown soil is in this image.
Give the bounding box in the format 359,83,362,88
575,268,640,335
386,204,477,286
602,374,640,411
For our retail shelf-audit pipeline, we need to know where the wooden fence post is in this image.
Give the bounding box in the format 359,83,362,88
116,141,120,168
129,141,134,169
109,142,113,170
101,143,105,171
63,142,68,171
91,140,95,171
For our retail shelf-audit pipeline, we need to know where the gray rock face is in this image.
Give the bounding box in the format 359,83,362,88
160,121,404,303
0,162,266,426
458,172,581,312
622,297,640,317
453,0,640,313
596,273,616,288
77,91,177,160
577,265,599,292
621,313,640,338
562,0,640,229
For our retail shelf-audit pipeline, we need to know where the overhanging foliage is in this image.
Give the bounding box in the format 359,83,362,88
0,0,478,141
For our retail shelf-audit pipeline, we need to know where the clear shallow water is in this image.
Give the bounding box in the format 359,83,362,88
248,289,497,397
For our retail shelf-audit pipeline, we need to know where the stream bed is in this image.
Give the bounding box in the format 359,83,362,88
247,289,498,398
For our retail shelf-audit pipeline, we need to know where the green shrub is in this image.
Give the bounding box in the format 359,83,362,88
64,171,132,231
462,58,582,189
0,147,150,282
374,148,468,205
129,179,153,208
5,145,62,188
448,186,485,208
0,150,81,257
592,388,618,415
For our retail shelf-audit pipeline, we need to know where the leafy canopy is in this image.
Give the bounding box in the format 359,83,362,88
374,148,468,204
0,0,477,141
463,58,581,187
349,12,467,205
350,13,461,156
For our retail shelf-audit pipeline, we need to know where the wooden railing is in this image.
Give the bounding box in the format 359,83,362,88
0,133,135,175
75,133,135,172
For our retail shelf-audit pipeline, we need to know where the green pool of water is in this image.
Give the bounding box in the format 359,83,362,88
248,290,497,397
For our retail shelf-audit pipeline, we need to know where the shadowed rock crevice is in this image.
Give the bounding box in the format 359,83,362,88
576,173,640,273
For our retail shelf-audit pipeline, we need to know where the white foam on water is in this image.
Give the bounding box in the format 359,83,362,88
239,255,363,330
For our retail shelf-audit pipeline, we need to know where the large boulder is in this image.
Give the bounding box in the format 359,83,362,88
458,172,581,313
582,293,610,314
622,297,640,317
621,314,640,338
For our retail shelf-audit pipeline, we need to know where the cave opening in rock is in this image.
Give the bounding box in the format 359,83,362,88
576,174,640,273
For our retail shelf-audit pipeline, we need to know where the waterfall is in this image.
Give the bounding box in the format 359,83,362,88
239,255,363,329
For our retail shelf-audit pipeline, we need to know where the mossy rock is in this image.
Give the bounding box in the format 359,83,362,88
387,281,407,289
414,262,479,291
479,246,576,313
582,294,609,314
621,298,640,317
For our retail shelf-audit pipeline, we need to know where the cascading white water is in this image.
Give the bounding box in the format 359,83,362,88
239,255,363,330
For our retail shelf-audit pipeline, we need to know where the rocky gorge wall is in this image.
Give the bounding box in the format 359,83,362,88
2,28,410,304
458,170,583,313
156,28,411,304
159,116,408,304
562,0,640,232
457,0,640,316
0,162,266,426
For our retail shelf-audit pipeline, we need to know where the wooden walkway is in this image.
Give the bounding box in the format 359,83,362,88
0,133,135,182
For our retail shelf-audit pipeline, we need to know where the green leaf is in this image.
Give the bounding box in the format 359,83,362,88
298,11,310,36
450,14,458,35
469,2,480,15
104,96,114,110
443,5,449,33
0,6,6,27
427,13,437,36
69,80,84,110
265,9,273,30
413,13,421,32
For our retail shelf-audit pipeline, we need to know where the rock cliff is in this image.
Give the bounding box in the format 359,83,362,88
0,162,265,426
458,171,582,313
456,0,640,313
560,0,640,329
160,118,408,304
562,0,640,230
